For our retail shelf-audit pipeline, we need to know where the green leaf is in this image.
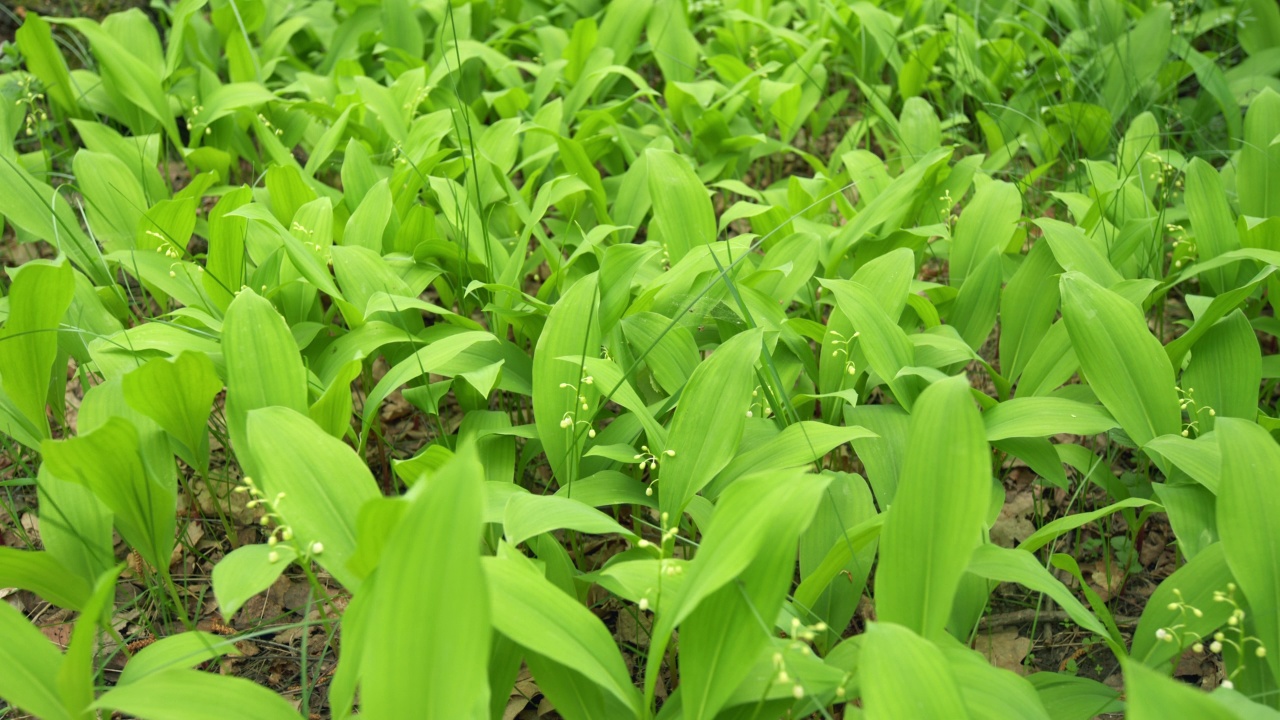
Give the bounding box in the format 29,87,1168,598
861,622,968,719
0,548,91,611
484,548,641,717
122,352,222,473
0,597,70,720
0,156,108,284
42,417,175,570
1179,310,1262,432
820,279,920,409
1124,660,1236,720
532,274,600,485
15,14,81,116
967,545,1115,651
658,328,762,520
361,447,490,718
222,290,308,468
876,376,991,640
950,179,1021,286
118,632,237,685
244,407,380,590
1216,418,1280,684
92,669,301,720
0,257,74,439
646,149,715,263
211,544,297,622
1131,543,1234,667
1060,272,1180,452
503,494,633,547
983,397,1117,441
706,422,877,498
1018,498,1158,553
59,564,123,717
679,472,830,720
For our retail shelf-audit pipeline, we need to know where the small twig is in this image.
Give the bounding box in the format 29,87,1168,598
977,609,1140,631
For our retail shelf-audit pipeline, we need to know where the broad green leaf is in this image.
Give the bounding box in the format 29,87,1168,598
1165,268,1274,369
876,376,990,640
92,669,300,720
820,279,920,409
1026,673,1122,720
503,493,633,547
982,398,1117,441
861,622,968,719
118,631,236,685
1185,158,1241,294
1180,310,1261,433
679,471,831,720
42,417,175,570
943,643,1050,720
1018,498,1157,553
0,257,74,439
1124,660,1236,720
211,544,297,622
362,448,490,718
484,548,641,716
647,149,715,263
0,548,91,611
1000,230,1062,384
122,352,222,472
361,330,499,424
222,289,308,467
244,407,380,590
658,328,762,520
1060,272,1179,451
950,180,1021,286
706,422,877,498
0,156,108,284
1131,543,1234,667
59,564,123,717
1216,418,1280,684
15,14,81,116
1238,88,1280,218
967,545,1114,651
532,274,600,485
73,150,146,252
0,598,70,720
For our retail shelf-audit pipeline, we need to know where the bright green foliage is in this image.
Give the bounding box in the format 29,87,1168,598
1,0,1279,716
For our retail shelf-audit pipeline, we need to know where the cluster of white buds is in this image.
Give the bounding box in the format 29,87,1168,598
185,98,212,136
770,650,807,699
16,78,48,137
1176,386,1215,437
401,86,431,113
1161,583,1267,689
636,512,681,550
828,330,861,376
234,477,323,563
258,113,284,137
1144,152,1183,190
634,446,675,495
938,189,958,227
149,230,185,261
1169,231,1196,269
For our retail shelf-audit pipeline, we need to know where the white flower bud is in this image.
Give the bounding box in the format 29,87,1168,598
268,551,280,563
1257,647,1267,658
1210,641,1223,653
311,541,324,554
638,597,649,611
1222,679,1234,689
792,684,804,699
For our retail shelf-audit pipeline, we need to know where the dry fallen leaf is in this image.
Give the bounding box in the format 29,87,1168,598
975,629,1032,675
991,491,1036,548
